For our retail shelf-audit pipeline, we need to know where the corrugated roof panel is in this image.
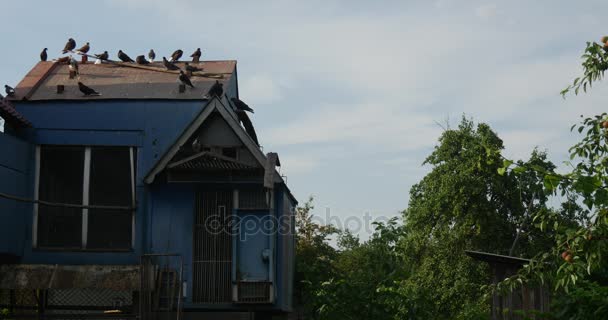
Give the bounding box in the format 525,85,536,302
0,97,31,127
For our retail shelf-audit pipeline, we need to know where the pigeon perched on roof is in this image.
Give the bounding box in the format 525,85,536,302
5,85,15,96
162,57,180,70
118,50,134,63
78,82,101,96
190,48,201,63
40,48,48,61
148,49,156,63
136,55,150,65
169,49,183,62
62,38,76,54
184,62,202,72
69,56,79,76
178,70,194,88
207,80,223,98
237,112,259,145
230,97,254,113
76,42,90,54
94,51,109,60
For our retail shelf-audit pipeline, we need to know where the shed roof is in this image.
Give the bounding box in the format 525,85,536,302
9,60,236,101
465,250,531,266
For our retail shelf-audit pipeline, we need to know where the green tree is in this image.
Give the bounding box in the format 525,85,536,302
403,118,557,319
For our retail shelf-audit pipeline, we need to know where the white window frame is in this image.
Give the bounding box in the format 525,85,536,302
33,145,136,250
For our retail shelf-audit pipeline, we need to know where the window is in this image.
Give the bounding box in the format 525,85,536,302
35,146,136,250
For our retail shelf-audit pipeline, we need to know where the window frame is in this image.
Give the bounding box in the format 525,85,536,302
33,145,137,251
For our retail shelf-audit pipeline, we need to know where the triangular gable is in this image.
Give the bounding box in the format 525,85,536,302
144,96,273,184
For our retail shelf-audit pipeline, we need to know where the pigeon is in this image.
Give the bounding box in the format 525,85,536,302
162,57,180,70
136,55,150,65
237,112,259,145
76,42,90,54
118,50,134,63
184,62,202,72
69,56,79,76
78,82,100,96
178,70,194,88
62,38,76,54
230,97,254,113
5,85,15,96
169,49,183,62
190,48,201,63
148,49,156,63
40,48,48,61
94,51,109,60
207,80,223,98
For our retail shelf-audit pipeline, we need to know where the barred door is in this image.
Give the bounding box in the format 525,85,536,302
192,190,233,303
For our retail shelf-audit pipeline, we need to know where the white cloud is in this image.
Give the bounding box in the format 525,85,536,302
475,3,498,19
240,74,283,105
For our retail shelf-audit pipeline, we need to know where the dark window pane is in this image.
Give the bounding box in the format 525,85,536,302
38,146,84,248
87,147,133,249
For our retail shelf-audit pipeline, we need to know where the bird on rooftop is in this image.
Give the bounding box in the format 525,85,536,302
62,38,76,54
230,97,254,113
237,111,259,145
207,80,223,98
78,82,101,96
118,50,135,63
5,85,15,96
178,70,195,88
169,49,183,62
94,51,109,60
40,48,48,61
184,62,202,72
69,56,79,76
76,42,90,54
190,48,201,63
162,57,180,70
148,49,156,63
136,55,150,65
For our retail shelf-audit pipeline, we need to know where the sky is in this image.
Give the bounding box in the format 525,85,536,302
2,0,608,238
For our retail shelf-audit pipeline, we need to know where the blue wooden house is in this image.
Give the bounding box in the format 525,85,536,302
0,59,297,319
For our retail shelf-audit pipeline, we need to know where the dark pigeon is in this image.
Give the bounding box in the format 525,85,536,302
76,42,90,54
178,70,194,88
162,57,180,70
40,48,48,61
148,49,156,62
78,82,100,96
237,112,259,145
170,49,183,62
62,38,76,53
136,55,150,65
230,97,254,113
207,80,223,98
5,85,15,96
190,48,201,63
185,62,202,72
118,50,134,63
94,51,109,60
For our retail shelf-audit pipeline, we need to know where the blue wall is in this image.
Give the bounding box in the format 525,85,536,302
0,132,32,258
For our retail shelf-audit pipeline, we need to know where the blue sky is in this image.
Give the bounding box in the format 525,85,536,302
2,0,608,237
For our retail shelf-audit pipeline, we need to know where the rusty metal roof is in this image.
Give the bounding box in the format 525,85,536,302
9,60,236,101
0,96,31,127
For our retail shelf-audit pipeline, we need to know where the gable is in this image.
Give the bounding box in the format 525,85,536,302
144,97,269,184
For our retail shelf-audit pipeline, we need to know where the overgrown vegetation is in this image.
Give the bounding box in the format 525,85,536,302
295,37,608,319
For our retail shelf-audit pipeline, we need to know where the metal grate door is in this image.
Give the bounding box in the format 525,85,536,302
192,190,233,303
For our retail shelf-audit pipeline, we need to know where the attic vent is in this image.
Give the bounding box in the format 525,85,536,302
56,85,64,94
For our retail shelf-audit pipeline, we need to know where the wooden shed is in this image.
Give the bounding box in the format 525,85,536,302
466,250,551,320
